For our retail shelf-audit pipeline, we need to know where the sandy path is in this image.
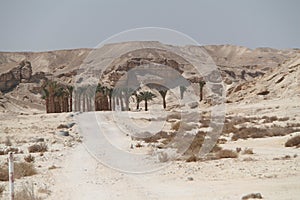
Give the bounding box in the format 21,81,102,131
47,112,300,200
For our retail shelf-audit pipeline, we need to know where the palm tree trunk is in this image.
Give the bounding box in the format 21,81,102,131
82,94,86,112
145,100,148,111
69,93,72,112
50,96,55,113
163,97,166,109
45,98,50,113
120,97,124,111
200,87,203,101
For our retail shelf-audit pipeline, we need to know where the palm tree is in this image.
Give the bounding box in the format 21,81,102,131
66,85,74,112
41,87,50,113
199,80,206,102
146,83,168,109
138,91,156,111
179,85,187,100
47,81,58,113
158,90,168,109
105,87,113,110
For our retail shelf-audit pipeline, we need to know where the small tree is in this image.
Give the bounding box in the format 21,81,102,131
138,91,156,111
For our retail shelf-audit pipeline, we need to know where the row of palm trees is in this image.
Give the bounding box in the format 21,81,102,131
41,80,206,113
41,81,73,113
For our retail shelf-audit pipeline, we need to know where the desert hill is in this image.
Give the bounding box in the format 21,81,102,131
0,42,299,113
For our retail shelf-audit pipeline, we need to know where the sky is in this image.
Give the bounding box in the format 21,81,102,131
0,0,299,52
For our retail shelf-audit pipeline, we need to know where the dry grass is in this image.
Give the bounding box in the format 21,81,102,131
241,192,263,199
0,165,9,181
24,154,35,163
186,155,199,162
231,126,298,141
285,135,300,147
171,121,180,131
48,165,58,170
15,183,42,200
0,162,38,181
135,143,143,148
242,148,254,155
217,149,238,159
14,162,37,179
28,143,48,153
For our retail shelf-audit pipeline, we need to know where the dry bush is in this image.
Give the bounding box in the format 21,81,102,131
278,117,289,121
28,143,48,153
171,121,180,131
262,116,278,123
217,149,238,159
48,165,58,170
0,184,5,195
134,131,174,144
241,192,263,200
14,162,37,179
135,143,143,148
24,154,35,163
242,148,254,155
273,155,291,160
186,155,199,162
236,147,242,153
231,126,298,141
171,121,196,132
285,135,300,147
15,183,42,200
0,165,8,181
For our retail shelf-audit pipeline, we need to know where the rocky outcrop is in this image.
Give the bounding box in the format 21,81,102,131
0,60,33,93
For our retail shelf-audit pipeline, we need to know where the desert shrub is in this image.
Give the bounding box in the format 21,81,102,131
135,143,143,148
24,154,35,163
186,155,198,162
236,147,242,153
241,192,263,199
0,165,8,181
222,121,238,135
242,148,254,155
28,143,48,153
15,183,42,200
134,131,173,143
285,135,300,147
262,116,278,123
217,138,227,144
171,121,180,131
14,162,37,179
48,165,58,170
217,149,238,159
171,121,197,132
278,117,289,121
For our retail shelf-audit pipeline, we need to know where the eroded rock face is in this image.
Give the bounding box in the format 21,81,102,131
0,60,33,92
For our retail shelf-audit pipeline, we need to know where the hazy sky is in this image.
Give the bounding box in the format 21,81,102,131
0,0,299,51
